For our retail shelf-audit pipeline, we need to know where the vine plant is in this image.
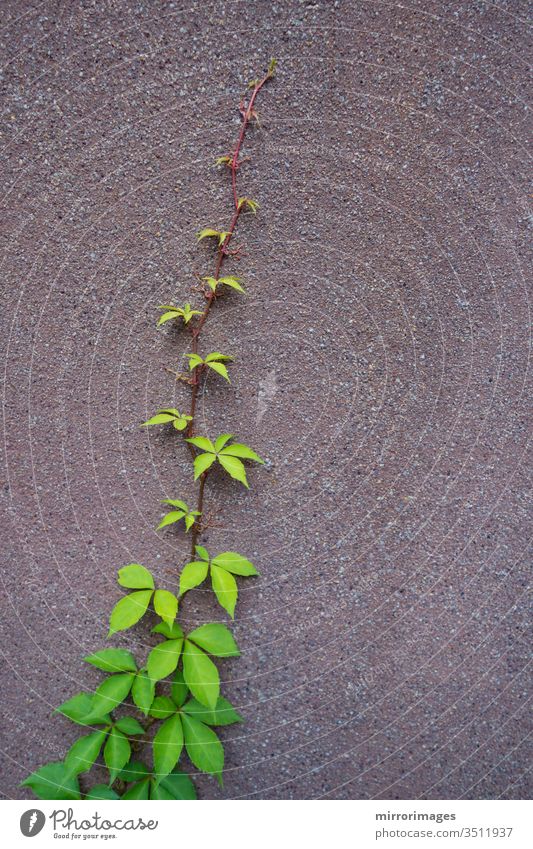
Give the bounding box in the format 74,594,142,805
22,60,277,801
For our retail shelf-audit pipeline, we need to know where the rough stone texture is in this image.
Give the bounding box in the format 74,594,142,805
1,0,531,800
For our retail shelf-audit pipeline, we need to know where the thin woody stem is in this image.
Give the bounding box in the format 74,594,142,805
184,65,274,550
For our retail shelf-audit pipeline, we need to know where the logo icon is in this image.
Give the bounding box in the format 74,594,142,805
20,809,46,837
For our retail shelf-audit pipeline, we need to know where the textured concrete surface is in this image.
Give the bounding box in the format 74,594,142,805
1,0,531,800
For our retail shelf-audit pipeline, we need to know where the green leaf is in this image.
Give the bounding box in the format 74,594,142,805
173,416,190,431
210,564,238,618
211,551,258,576
115,716,144,736
219,442,264,463
152,621,184,640
92,674,135,717
179,560,209,596
187,623,240,657
153,589,178,626
157,510,185,529
217,453,248,487
117,564,155,590
195,545,210,561
122,779,150,799
181,713,224,776
86,784,120,800
186,353,204,370
64,730,107,775
108,590,153,636
213,433,233,452
182,640,220,709
162,498,189,510
55,693,110,727
21,762,81,801
141,413,176,426
204,352,233,363
182,696,243,726
104,728,131,783
158,770,197,800
84,648,137,673
193,452,217,479
218,275,245,293
117,760,150,783
157,310,180,326
149,696,177,720
147,639,183,682
186,436,215,452
207,361,230,382
197,227,221,241
131,670,155,716
152,713,184,783
171,669,189,707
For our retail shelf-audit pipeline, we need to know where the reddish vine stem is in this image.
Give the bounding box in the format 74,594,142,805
185,63,275,555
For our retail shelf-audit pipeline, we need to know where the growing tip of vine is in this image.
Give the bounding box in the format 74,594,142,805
268,57,278,77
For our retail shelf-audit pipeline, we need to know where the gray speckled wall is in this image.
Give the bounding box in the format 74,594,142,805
1,0,531,800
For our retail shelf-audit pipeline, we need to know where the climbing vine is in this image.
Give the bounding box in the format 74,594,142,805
22,60,276,801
